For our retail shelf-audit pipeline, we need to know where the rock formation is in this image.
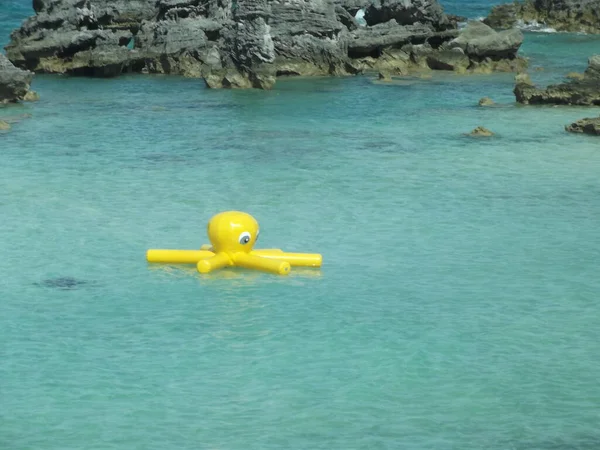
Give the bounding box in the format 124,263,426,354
514,55,600,105
484,0,600,34
0,54,35,103
378,71,392,81
566,116,600,135
5,0,527,89
466,126,494,136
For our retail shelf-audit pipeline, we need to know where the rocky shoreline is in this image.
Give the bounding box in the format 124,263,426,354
1,1,599,138
514,55,600,105
2,0,526,90
513,54,600,137
484,0,600,34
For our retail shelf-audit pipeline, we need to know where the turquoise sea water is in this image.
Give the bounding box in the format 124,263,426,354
3,1,600,450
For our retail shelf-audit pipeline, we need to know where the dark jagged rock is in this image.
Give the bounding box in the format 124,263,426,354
136,17,224,78
446,13,467,25
566,116,600,135
484,0,600,34
445,21,523,60
5,0,528,89
334,0,365,15
6,0,156,75
363,0,450,29
515,80,600,105
269,0,355,77
336,5,361,30
348,20,525,75
348,21,443,57
0,54,35,103
30,0,157,24
514,55,600,105
211,0,276,88
483,3,526,29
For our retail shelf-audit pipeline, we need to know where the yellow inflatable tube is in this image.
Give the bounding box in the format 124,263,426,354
147,249,322,268
146,211,322,275
252,250,322,267
146,249,215,264
146,248,286,263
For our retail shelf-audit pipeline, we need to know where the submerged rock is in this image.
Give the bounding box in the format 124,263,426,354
0,120,11,130
0,113,33,124
478,96,495,106
467,126,494,136
37,277,88,290
566,72,585,80
484,0,600,34
514,55,600,105
566,117,600,135
0,54,35,103
23,90,40,101
4,0,529,89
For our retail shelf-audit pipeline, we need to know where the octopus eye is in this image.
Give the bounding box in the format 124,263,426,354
238,231,251,245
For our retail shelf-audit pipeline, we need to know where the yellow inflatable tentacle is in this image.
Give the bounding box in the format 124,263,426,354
197,252,231,274
147,249,215,264
250,249,283,254
233,252,290,275
251,251,322,267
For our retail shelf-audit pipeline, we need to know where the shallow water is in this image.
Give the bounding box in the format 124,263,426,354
2,1,600,450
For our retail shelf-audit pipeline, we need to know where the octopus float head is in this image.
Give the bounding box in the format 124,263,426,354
207,211,260,254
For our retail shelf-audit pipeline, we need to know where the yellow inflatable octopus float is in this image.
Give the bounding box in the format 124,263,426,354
146,211,322,275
